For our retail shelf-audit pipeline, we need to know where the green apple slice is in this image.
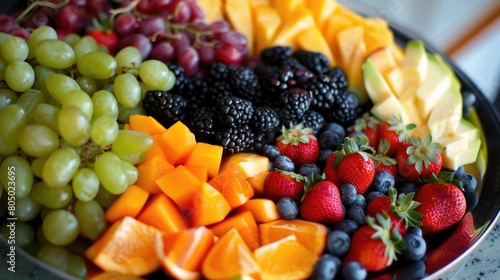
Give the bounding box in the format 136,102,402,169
362,58,395,104
402,40,428,86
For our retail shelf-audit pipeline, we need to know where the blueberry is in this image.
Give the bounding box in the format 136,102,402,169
342,261,367,280
311,254,341,280
317,149,333,168
276,197,299,220
465,190,478,212
318,130,343,150
333,220,358,235
352,194,366,210
321,122,346,138
398,181,418,194
263,144,280,161
371,171,395,194
462,90,476,117
274,155,294,172
339,183,357,206
298,163,322,178
346,205,366,226
455,173,477,192
402,233,427,261
365,191,385,203
407,226,423,237
326,230,351,256
393,260,426,280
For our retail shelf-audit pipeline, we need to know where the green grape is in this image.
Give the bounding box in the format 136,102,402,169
0,104,26,156
120,160,139,185
112,130,154,155
15,193,42,222
40,207,55,220
91,89,119,119
37,244,86,278
1,221,35,246
58,105,90,147
72,36,99,62
35,39,75,69
90,115,119,147
73,199,106,240
1,155,33,199
63,33,81,46
66,253,87,279
46,73,81,104
30,182,73,209
32,103,61,135
116,151,145,165
62,89,93,120
15,89,48,123
113,73,141,108
42,210,79,246
94,185,118,208
33,65,57,96
42,147,80,189
75,76,97,96
0,88,18,111
72,168,99,202
31,157,48,178
27,26,58,59
0,56,7,81
117,103,146,124
139,59,176,91
18,124,59,158
139,81,153,99
94,152,129,194
115,46,142,75
0,32,13,45
1,36,29,63
77,51,117,80
4,61,35,92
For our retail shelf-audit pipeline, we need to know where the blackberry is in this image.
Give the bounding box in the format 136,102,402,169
325,67,348,92
301,110,325,135
257,65,295,96
252,106,280,132
215,125,255,156
207,62,233,82
328,91,360,126
142,90,187,128
278,88,313,122
165,63,187,94
260,46,293,66
294,50,329,75
182,78,209,115
207,80,233,107
216,96,254,127
188,108,218,143
229,67,262,103
301,74,339,111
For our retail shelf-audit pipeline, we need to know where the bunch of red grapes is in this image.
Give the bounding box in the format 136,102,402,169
0,0,249,77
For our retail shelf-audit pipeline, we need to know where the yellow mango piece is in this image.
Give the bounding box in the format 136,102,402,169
363,18,394,54
297,27,336,67
306,0,338,28
250,0,271,8
253,5,282,55
225,0,254,56
197,0,223,23
272,0,304,19
323,15,353,66
334,5,367,27
271,9,315,49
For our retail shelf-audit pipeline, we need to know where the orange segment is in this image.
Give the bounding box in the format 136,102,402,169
155,226,215,279
202,228,260,279
237,198,279,223
135,155,174,194
158,121,197,165
156,165,201,211
253,234,318,279
208,211,260,251
259,219,327,256
184,142,224,178
136,193,188,234
105,185,149,223
129,115,167,136
208,168,254,209
188,182,231,227
246,170,269,195
84,217,163,276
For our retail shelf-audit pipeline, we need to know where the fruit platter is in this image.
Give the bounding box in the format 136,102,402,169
1,0,500,279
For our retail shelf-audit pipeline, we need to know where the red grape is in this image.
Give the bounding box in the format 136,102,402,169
186,0,204,22
170,31,191,54
24,10,50,29
55,3,85,34
70,0,87,6
150,42,175,63
168,0,191,24
220,31,247,52
0,15,17,33
114,13,138,36
209,20,230,39
85,0,112,18
216,43,244,65
177,46,199,76
151,0,173,11
8,27,30,40
137,16,165,37
119,33,153,60
136,0,156,14
197,45,215,65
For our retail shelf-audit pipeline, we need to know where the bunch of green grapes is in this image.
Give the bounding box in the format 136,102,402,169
0,26,176,278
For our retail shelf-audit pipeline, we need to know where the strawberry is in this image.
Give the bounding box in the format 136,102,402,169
373,139,398,177
332,136,376,194
263,170,304,203
300,175,344,223
86,29,119,54
276,123,320,166
395,134,445,182
322,152,342,186
348,113,380,149
414,172,466,235
343,214,406,272
424,212,476,273
366,187,423,235
377,114,415,157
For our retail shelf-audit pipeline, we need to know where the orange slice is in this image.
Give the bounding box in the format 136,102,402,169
237,198,280,223
209,210,260,251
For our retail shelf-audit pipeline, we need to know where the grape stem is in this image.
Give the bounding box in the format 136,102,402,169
108,0,142,32
17,0,70,23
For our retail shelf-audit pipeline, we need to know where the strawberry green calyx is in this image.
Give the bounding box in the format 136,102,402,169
301,173,326,201
349,113,380,132
387,187,423,228
277,123,316,146
406,134,445,174
276,169,304,182
367,214,406,266
387,114,416,143
423,171,464,190
374,139,397,166
334,135,375,167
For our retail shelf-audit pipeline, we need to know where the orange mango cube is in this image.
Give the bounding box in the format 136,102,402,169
184,142,223,178
209,210,260,251
237,198,279,223
105,185,149,223
188,182,231,227
209,169,254,209
136,155,175,194
156,165,201,211
136,193,188,234
158,121,197,165
129,115,167,136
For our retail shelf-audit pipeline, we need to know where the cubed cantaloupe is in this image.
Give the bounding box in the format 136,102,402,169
155,165,201,211
209,169,254,209
136,193,188,234
225,0,254,56
184,142,224,178
271,0,304,19
296,27,336,67
184,164,208,183
196,0,223,23
306,0,338,29
253,5,282,56
323,15,353,66
188,182,231,227
129,115,167,136
270,8,315,49
136,155,175,194
142,135,168,163
157,121,197,165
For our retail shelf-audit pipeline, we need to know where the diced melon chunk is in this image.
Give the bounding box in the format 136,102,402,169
368,47,397,75
253,5,281,55
384,68,405,96
296,27,336,67
306,0,338,28
271,8,315,49
225,0,254,55
370,95,409,123
402,41,428,86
